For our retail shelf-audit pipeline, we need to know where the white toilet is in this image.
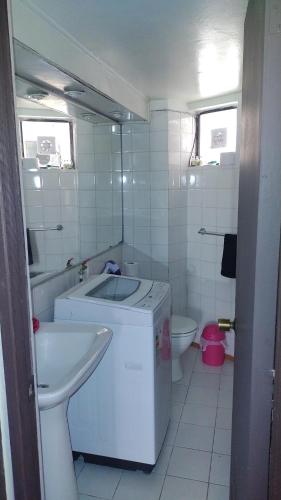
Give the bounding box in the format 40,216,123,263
171,315,198,382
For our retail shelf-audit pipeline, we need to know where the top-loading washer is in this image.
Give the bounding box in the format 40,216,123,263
54,274,171,471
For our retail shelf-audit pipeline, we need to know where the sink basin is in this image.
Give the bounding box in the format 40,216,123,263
35,322,112,500
36,322,112,409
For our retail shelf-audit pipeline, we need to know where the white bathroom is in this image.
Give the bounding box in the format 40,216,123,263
1,1,280,500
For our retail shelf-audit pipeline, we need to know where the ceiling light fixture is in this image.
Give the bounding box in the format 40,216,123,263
25,90,49,101
81,112,98,122
112,111,134,121
64,87,85,98
112,111,122,120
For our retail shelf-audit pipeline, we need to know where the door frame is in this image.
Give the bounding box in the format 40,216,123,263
0,426,7,500
231,0,281,498
269,237,281,498
0,0,42,498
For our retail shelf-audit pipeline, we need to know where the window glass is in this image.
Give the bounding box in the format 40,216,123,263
199,108,237,165
21,120,74,169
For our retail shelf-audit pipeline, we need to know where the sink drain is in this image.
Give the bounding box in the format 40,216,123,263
37,383,49,388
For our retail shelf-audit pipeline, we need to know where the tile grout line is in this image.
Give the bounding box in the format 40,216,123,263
206,371,222,498
111,468,124,500
161,348,202,498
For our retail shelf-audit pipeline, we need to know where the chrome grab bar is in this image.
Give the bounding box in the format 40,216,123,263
198,227,225,237
29,224,63,232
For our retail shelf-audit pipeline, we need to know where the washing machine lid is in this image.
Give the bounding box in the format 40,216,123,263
66,274,153,307
171,315,197,335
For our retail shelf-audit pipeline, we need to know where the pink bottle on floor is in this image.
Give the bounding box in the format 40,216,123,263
201,323,226,366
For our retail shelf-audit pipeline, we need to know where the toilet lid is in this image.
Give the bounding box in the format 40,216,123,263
171,315,197,335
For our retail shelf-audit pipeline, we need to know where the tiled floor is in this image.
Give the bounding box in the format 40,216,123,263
75,347,233,500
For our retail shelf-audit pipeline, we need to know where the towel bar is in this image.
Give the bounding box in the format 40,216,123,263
198,227,225,237
29,224,63,232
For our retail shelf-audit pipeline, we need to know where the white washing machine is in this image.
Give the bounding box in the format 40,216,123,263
54,274,171,470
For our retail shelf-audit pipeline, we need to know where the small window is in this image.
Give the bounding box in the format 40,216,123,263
20,119,74,169
197,107,237,166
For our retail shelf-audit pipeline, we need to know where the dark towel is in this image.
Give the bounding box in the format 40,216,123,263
26,229,33,265
221,234,237,278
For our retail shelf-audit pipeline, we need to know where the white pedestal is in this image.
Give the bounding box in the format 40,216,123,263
40,401,78,500
172,357,183,382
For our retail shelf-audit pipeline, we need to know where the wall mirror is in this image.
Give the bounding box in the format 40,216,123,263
13,44,124,284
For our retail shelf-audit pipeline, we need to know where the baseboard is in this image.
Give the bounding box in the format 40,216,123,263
73,451,153,473
192,341,234,361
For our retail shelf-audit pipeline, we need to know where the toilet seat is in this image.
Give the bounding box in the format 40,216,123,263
171,315,197,337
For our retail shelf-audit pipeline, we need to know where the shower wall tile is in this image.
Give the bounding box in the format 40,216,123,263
186,165,239,355
122,109,194,315
22,118,122,273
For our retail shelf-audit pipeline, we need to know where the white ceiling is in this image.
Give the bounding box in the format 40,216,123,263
26,0,248,103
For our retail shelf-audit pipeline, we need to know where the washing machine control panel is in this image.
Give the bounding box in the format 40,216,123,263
136,281,169,310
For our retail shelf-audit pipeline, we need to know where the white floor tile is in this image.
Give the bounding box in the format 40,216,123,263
213,429,232,455
220,375,234,392
172,383,188,404
218,389,233,409
210,454,231,486
74,457,85,478
160,475,208,500
153,445,173,475
181,403,217,427
172,402,184,421
182,347,198,372
186,386,219,407
190,373,220,391
207,483,230,500
182,370,193,387
76,348,234,500
194,358,222,375
77,463,122,499
164,419,179,446
216,408,232,430
221,361,234,376
168,446,211,482
175,423,214,452
113,471,164,500
80,496,104,500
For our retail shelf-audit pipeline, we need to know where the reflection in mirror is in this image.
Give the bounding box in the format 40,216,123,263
16,96,122,280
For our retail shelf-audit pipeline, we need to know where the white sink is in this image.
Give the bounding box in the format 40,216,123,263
35,322,112,500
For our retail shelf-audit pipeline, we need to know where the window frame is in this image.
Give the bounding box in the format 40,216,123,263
19,117,75,169
195,105,238,161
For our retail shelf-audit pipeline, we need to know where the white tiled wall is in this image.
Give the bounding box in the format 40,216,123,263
31,245,122,320
20,113,122,272
186,163,239,355
23,168,79,271
122,110,195,315
122,121,152,279
77,122,122,259
122,108,238,355
168,114,193,315
28,106,238,358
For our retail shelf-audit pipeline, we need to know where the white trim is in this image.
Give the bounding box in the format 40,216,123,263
149,98,189,113
187,92,241,113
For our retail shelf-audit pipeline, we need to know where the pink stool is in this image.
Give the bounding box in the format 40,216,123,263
201,323,226,366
